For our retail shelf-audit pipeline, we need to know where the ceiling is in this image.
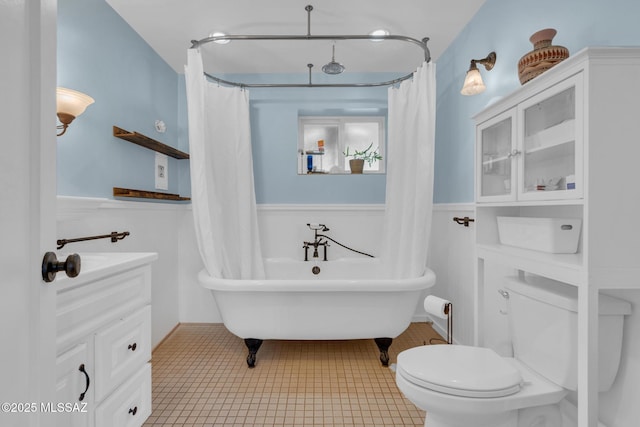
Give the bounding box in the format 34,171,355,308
106,0,486,77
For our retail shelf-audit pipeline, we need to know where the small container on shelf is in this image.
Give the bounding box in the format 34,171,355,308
565,174,576,190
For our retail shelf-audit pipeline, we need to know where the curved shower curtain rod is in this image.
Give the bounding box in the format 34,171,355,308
189,4,431,88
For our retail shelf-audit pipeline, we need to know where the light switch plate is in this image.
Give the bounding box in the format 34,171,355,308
155,153,168,190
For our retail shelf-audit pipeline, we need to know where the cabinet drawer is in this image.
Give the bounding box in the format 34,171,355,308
95,363,151,427
94,306,151,401
57,265,151,351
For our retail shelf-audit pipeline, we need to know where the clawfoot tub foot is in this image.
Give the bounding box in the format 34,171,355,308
244,338,263,368
374,338,393,366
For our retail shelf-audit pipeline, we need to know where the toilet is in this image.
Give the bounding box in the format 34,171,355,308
396,276,632,427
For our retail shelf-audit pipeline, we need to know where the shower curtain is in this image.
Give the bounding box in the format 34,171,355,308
381,61,436,279
185,49,265,279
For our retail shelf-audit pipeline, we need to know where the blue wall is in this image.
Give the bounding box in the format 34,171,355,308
434,0,640,203
57,0,395,204
223,72,399,204
57,0,183,199
58,0,640,204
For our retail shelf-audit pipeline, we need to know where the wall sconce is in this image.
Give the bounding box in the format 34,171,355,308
56,87,95,136
460,52,497,96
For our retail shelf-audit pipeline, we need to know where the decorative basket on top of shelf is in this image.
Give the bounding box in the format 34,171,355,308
518,28,570,85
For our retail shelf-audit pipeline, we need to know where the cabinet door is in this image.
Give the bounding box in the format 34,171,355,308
518,73,584,201
476,108,517,202
55,343,92,427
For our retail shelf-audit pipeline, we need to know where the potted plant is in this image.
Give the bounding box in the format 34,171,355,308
343,143,382,174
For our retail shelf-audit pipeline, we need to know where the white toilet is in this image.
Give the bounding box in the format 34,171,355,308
396,276,632,427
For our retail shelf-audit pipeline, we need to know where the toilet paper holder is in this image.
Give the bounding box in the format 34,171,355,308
426,301,453,345
443,302,453,345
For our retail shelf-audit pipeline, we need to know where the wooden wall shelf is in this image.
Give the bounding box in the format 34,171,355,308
113,126,190,159
113,187,191,201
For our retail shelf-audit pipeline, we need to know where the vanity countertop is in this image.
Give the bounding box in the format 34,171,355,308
54,252,158,289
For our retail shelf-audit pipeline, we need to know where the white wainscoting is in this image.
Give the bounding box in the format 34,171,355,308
427,204,476,345
57,198,478,347
56,196,183,347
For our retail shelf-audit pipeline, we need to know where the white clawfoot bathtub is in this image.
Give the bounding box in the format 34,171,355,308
198,257,436,367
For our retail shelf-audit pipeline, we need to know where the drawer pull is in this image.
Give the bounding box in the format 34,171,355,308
78,364,90,402
128,343,137,351
129,406,138,416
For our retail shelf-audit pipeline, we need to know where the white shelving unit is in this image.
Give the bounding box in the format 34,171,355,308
473,47,640,427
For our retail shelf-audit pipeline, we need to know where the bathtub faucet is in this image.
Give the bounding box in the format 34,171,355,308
304,223,376,260
304,224,330,261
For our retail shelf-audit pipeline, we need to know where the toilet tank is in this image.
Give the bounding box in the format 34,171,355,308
504,275,631,391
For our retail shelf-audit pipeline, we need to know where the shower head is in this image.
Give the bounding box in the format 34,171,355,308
322,61,345,75
322,44,345,75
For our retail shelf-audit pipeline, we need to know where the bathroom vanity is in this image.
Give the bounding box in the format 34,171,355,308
473,47,640,426
54,252,157,427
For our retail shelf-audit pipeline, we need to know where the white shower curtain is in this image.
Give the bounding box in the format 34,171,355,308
381,61,436,279
185,49,265,279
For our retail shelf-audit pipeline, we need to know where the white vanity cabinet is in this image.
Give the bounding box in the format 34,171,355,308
55,252,157,427
474,48,640,426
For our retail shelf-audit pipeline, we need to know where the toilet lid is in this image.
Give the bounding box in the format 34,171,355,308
397,345,523,398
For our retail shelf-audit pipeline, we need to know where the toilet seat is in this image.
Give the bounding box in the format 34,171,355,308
397,345,523,398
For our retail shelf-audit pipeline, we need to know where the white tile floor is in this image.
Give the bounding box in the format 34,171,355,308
144,323,443,426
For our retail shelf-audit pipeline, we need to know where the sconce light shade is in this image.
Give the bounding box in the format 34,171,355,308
460,67,486,96
56,87,94,136
460,52,497,96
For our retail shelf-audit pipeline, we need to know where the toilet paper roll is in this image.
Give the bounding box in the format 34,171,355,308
424,295,451,320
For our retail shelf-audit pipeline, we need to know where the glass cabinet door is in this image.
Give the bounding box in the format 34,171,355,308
518,74,583,200
477,109,516,201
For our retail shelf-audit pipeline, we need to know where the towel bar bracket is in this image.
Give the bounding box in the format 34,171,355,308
453,216,475,227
